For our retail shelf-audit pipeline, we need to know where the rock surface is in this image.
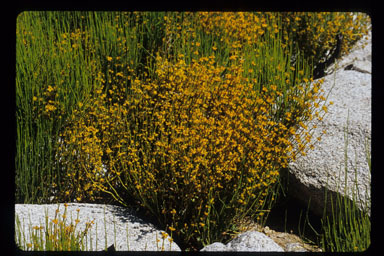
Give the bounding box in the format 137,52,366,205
15,203,180,251
201,231,284,252
287,30,371,217
285,242,307,252
227,231,284,252
200,242,231,251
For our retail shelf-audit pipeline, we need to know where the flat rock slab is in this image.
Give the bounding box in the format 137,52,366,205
15,203,181,251
287,31,371,217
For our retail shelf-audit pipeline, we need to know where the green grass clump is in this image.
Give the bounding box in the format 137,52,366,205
294,115,371,252
320,118,371,252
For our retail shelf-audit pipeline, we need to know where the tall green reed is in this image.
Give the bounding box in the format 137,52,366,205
16,11,71,203
16,11,151,203
297,111,371,252
320,114,371,252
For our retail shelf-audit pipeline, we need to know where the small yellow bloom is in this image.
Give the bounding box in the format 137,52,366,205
107,56,113,61
47,85,54,92
45,104,56,112
229,55,237,60
161,232,168,239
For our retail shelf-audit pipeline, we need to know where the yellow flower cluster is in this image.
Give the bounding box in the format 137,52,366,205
26,204,93,251
31,84,64,120
56,28,93,54
196,12,277,46
279,12,370,67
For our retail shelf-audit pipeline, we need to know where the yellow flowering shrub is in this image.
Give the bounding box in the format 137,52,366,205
57,48,325,249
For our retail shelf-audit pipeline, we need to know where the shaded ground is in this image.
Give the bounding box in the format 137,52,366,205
263,195,324,252
233,194,324,252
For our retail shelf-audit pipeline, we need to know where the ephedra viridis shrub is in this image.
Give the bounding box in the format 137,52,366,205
57,54,326,251
55,12,330,251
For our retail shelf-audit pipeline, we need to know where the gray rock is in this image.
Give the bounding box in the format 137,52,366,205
15,203,181,251
285,242,307,252
201,231,284,252
200,242,232,251
287,30,371,217
227,231,284,251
